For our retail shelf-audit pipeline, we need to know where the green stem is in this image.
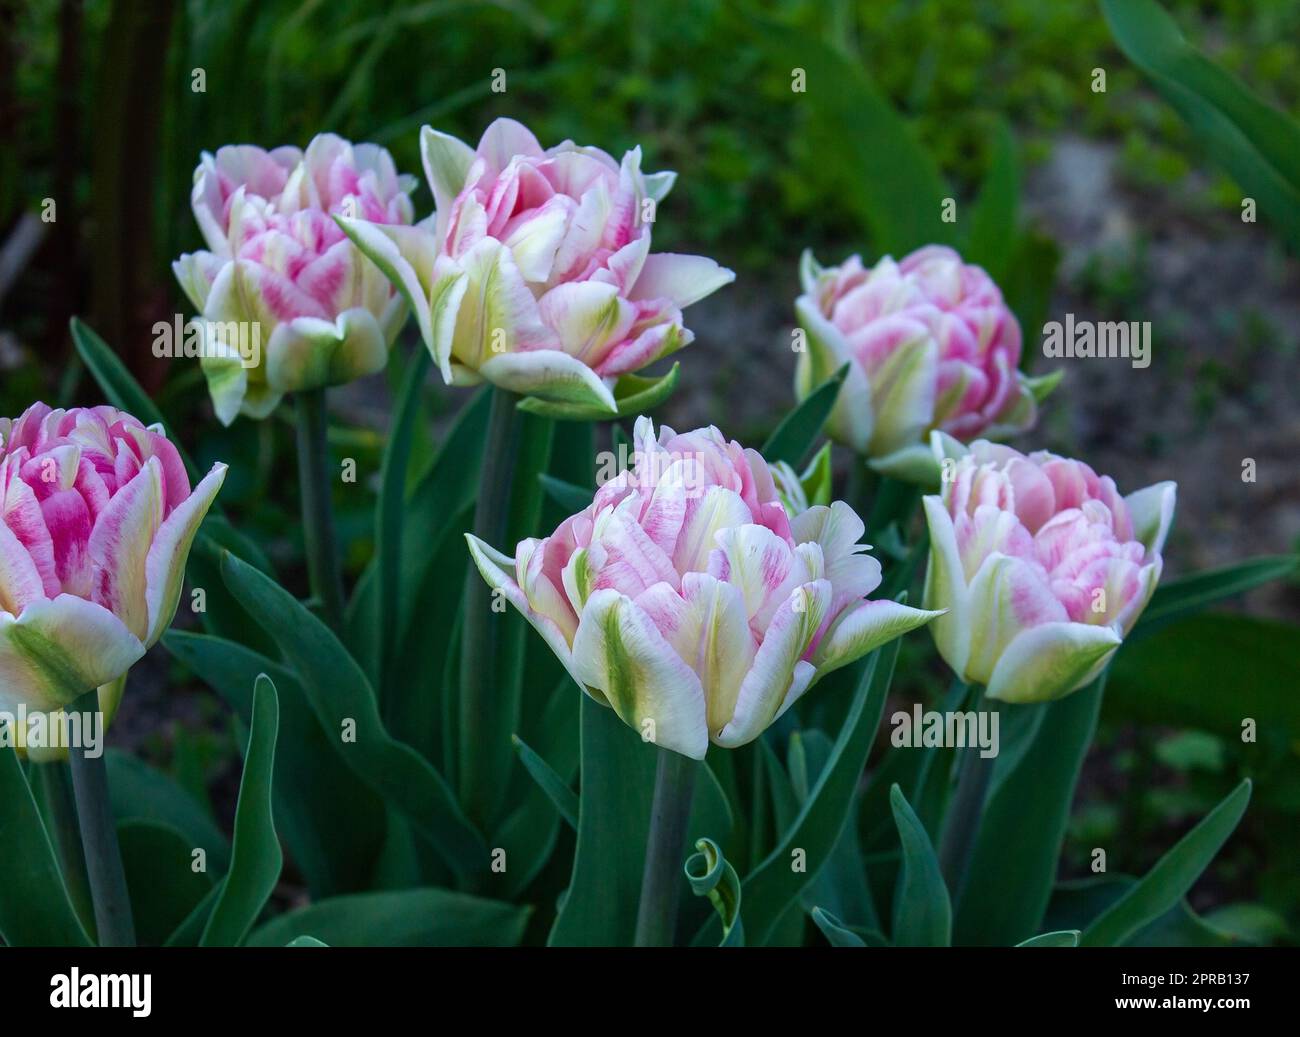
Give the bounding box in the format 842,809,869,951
295,388,346,635
458,387,525,826
67,688,135,946
41,760,95,934
937,686,996,905
634,747,698,947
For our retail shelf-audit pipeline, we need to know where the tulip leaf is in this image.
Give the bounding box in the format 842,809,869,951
1047,875,1247,947
163,880,221,947
511,734,578,830
245,888,530,947
964,117,1020,283
375,346,431,702
218,551,487,878
0,746,92,946
762,362,849,468
1107,614,1300,740
516,362,680,421
810,906,882,947
117,819,215,947
164,630,385,897
685,838,744,947
1101,0,1300,251
106,750,231,875
1016,929,1080,947
954,674,1106,946
200,675,281,947
889,784,951,946
538,473,595,514
1080,780,1251,947
732,637,900,946
549,697,658,946
1134,555,1298,636
745,16,953,253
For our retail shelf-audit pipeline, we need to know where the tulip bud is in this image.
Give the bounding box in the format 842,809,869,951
468,417,940,758
795,246,1057,482
921,434,1175,703
0,403,225,752
340,118,735,418
173,134,417,425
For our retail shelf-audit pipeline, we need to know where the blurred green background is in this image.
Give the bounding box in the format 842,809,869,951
2,0,1297,941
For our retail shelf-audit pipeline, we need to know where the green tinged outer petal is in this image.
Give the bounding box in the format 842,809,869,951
984,621,1121,704
478,351,618,413
143,463,227,647
0,597,144,713
1125,481,1177,557
812,599,943,680
922,494,972,676
570,589,708,760
794,296,874,453
263,310,390,393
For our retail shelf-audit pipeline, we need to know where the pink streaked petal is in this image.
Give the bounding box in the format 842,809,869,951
88,457,166,642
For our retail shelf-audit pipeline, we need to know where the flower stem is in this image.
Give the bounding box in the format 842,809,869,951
41,759,95,933
295,388,346,635
67,688,135,947
937,685,995,905
458,387,525,826
634,747,698,947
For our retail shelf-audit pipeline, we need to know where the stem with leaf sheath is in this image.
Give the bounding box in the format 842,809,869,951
458,387,525,827
937,685,996,905
295,388,346,635
67,688,135,946
634,747,698,946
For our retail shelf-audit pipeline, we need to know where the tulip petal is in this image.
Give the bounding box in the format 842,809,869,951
142,463,226,647
984,621,1122,704
478,349,618,413
0,515,47,617
963,552,1069,686
571,588,708,759
336,215,438,361
795,296,874,452
922,493,973,677
0,596,144,713
714,580,829,748
628,253,736,309
88,458,166,642
671,486,751,574
419,125,476,240
812,598,942,679
264,309,389,393
1124,480,1177,557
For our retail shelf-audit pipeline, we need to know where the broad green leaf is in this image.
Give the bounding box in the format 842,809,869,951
889,784,951,946
1047,876,1242,947
118,819,215,947
0,748,91,946
1108,614,1300,739
201,675,282,947
954,675,1105,946
247,887,530,947
746,17,953,253
107,750,231,874
548,697,657,946
164,630,385,896
512,734,578,830
761,363,848,468
1017,929,1080,947
375,347,431,702
219,551,485,876
163,881,221,947
538,473,595,514
685,838,744,947
1081,780,1251,947
1101,0,1300,250
964,118,1020,282
810,907,867,947
1135,556,1298,635
734,637,900,946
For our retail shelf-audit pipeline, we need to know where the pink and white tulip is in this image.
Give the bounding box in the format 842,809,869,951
796,246,1054,481
468,417,940,759
340,118,735,415
173,134,417,424
0,403,225,720
922,435,1175,703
